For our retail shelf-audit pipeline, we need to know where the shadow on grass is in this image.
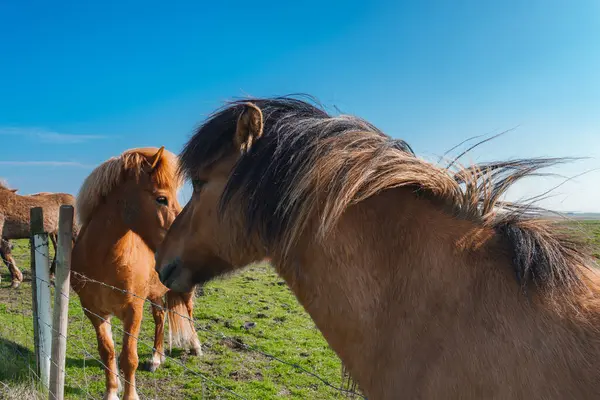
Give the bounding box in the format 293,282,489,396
0,337,87,397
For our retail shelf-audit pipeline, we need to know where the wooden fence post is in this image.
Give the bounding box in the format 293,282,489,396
29,208,41,378
49,205,73,400
30,207,51,389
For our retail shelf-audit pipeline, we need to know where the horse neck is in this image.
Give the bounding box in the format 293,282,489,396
104,189,160,245
270,188,600,397
268,190,467,387
77,200,154,267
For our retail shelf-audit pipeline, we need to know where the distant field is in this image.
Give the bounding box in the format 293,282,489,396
1,220,600,399
563,219,600,259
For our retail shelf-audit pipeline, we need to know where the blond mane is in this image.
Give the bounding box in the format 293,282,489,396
76,147,181,226
180,96,596,300
0,178,12,190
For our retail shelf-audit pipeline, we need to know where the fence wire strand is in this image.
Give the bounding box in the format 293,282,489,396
0,237,364,399
67,268,364,399
1,241,44,399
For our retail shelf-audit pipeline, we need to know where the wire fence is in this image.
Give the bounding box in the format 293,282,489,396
0,231,364,399
0,237,45,400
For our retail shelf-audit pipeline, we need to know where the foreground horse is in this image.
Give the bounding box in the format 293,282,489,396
155,97,600,399
72,147,202,400
0,182,79,287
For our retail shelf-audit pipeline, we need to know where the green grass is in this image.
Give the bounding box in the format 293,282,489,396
572,220,600,259
0,240,352,399
2,220,600,399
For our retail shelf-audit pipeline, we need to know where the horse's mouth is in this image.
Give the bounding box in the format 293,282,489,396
157,259,195,293
157,258,178,284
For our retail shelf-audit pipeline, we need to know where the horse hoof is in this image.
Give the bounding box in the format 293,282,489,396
141,360,159,373
189,346,203,356
102,392,119,400
10,280,21,289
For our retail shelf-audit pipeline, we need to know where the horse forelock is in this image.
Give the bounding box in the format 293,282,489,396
180,95,415,248
182,95,596,299
76,147,181,226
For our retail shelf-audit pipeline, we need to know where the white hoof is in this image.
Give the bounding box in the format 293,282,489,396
123,390,140,400
190,344,203,356
102,392,119,400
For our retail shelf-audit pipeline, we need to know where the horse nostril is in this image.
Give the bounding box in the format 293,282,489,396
157,259,179,284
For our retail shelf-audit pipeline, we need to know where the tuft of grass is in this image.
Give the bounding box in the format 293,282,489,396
0,381,44,400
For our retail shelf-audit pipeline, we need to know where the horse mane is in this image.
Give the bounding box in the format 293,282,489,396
180,95,596,297
76,147,181,226
0,179,12,190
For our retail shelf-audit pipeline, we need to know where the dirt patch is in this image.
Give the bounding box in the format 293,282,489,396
228,370,263,381
220,337,248,351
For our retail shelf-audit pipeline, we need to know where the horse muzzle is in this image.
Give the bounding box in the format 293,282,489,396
156,257,194,293
156,258,178,284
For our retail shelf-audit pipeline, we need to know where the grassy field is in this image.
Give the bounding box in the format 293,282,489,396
577,219,600,259
0,241,352,399
1,220,600,399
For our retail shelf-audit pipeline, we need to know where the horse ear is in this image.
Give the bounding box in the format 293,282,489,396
10,189,17,193
235,103,264,153
149,146,165,172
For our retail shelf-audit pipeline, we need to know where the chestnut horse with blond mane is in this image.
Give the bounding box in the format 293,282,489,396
155,97,600,399
72,147,202,400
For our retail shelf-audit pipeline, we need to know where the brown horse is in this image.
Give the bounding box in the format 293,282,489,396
155,97,600,399
0,181,79,287
72,147,202,400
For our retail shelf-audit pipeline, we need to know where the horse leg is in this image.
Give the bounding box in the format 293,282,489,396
119,302,143,400
86,311,121,400
49,233,57,279
0,239,23,288
143,295,166,372
183,290,203,356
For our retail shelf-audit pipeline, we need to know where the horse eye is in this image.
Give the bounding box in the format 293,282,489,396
156,196,169,206
192,179,207,193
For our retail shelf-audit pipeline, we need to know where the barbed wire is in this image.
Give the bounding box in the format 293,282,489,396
66,269,364,399
31,240,363,398
1,242,95,399
35,272,248,399
0,245,43,400
1,238,364,399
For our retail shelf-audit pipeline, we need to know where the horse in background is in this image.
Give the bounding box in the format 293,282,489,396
72,147,202,400
0,181,79,288
155,97,600,399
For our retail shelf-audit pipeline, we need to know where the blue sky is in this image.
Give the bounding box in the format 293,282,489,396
1,1,599,211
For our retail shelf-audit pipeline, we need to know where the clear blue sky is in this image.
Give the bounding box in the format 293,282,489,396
1,1,599,211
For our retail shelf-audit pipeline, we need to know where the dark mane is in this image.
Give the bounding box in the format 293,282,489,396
180,95,414,242
181,95,596,297
180,95,414,171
